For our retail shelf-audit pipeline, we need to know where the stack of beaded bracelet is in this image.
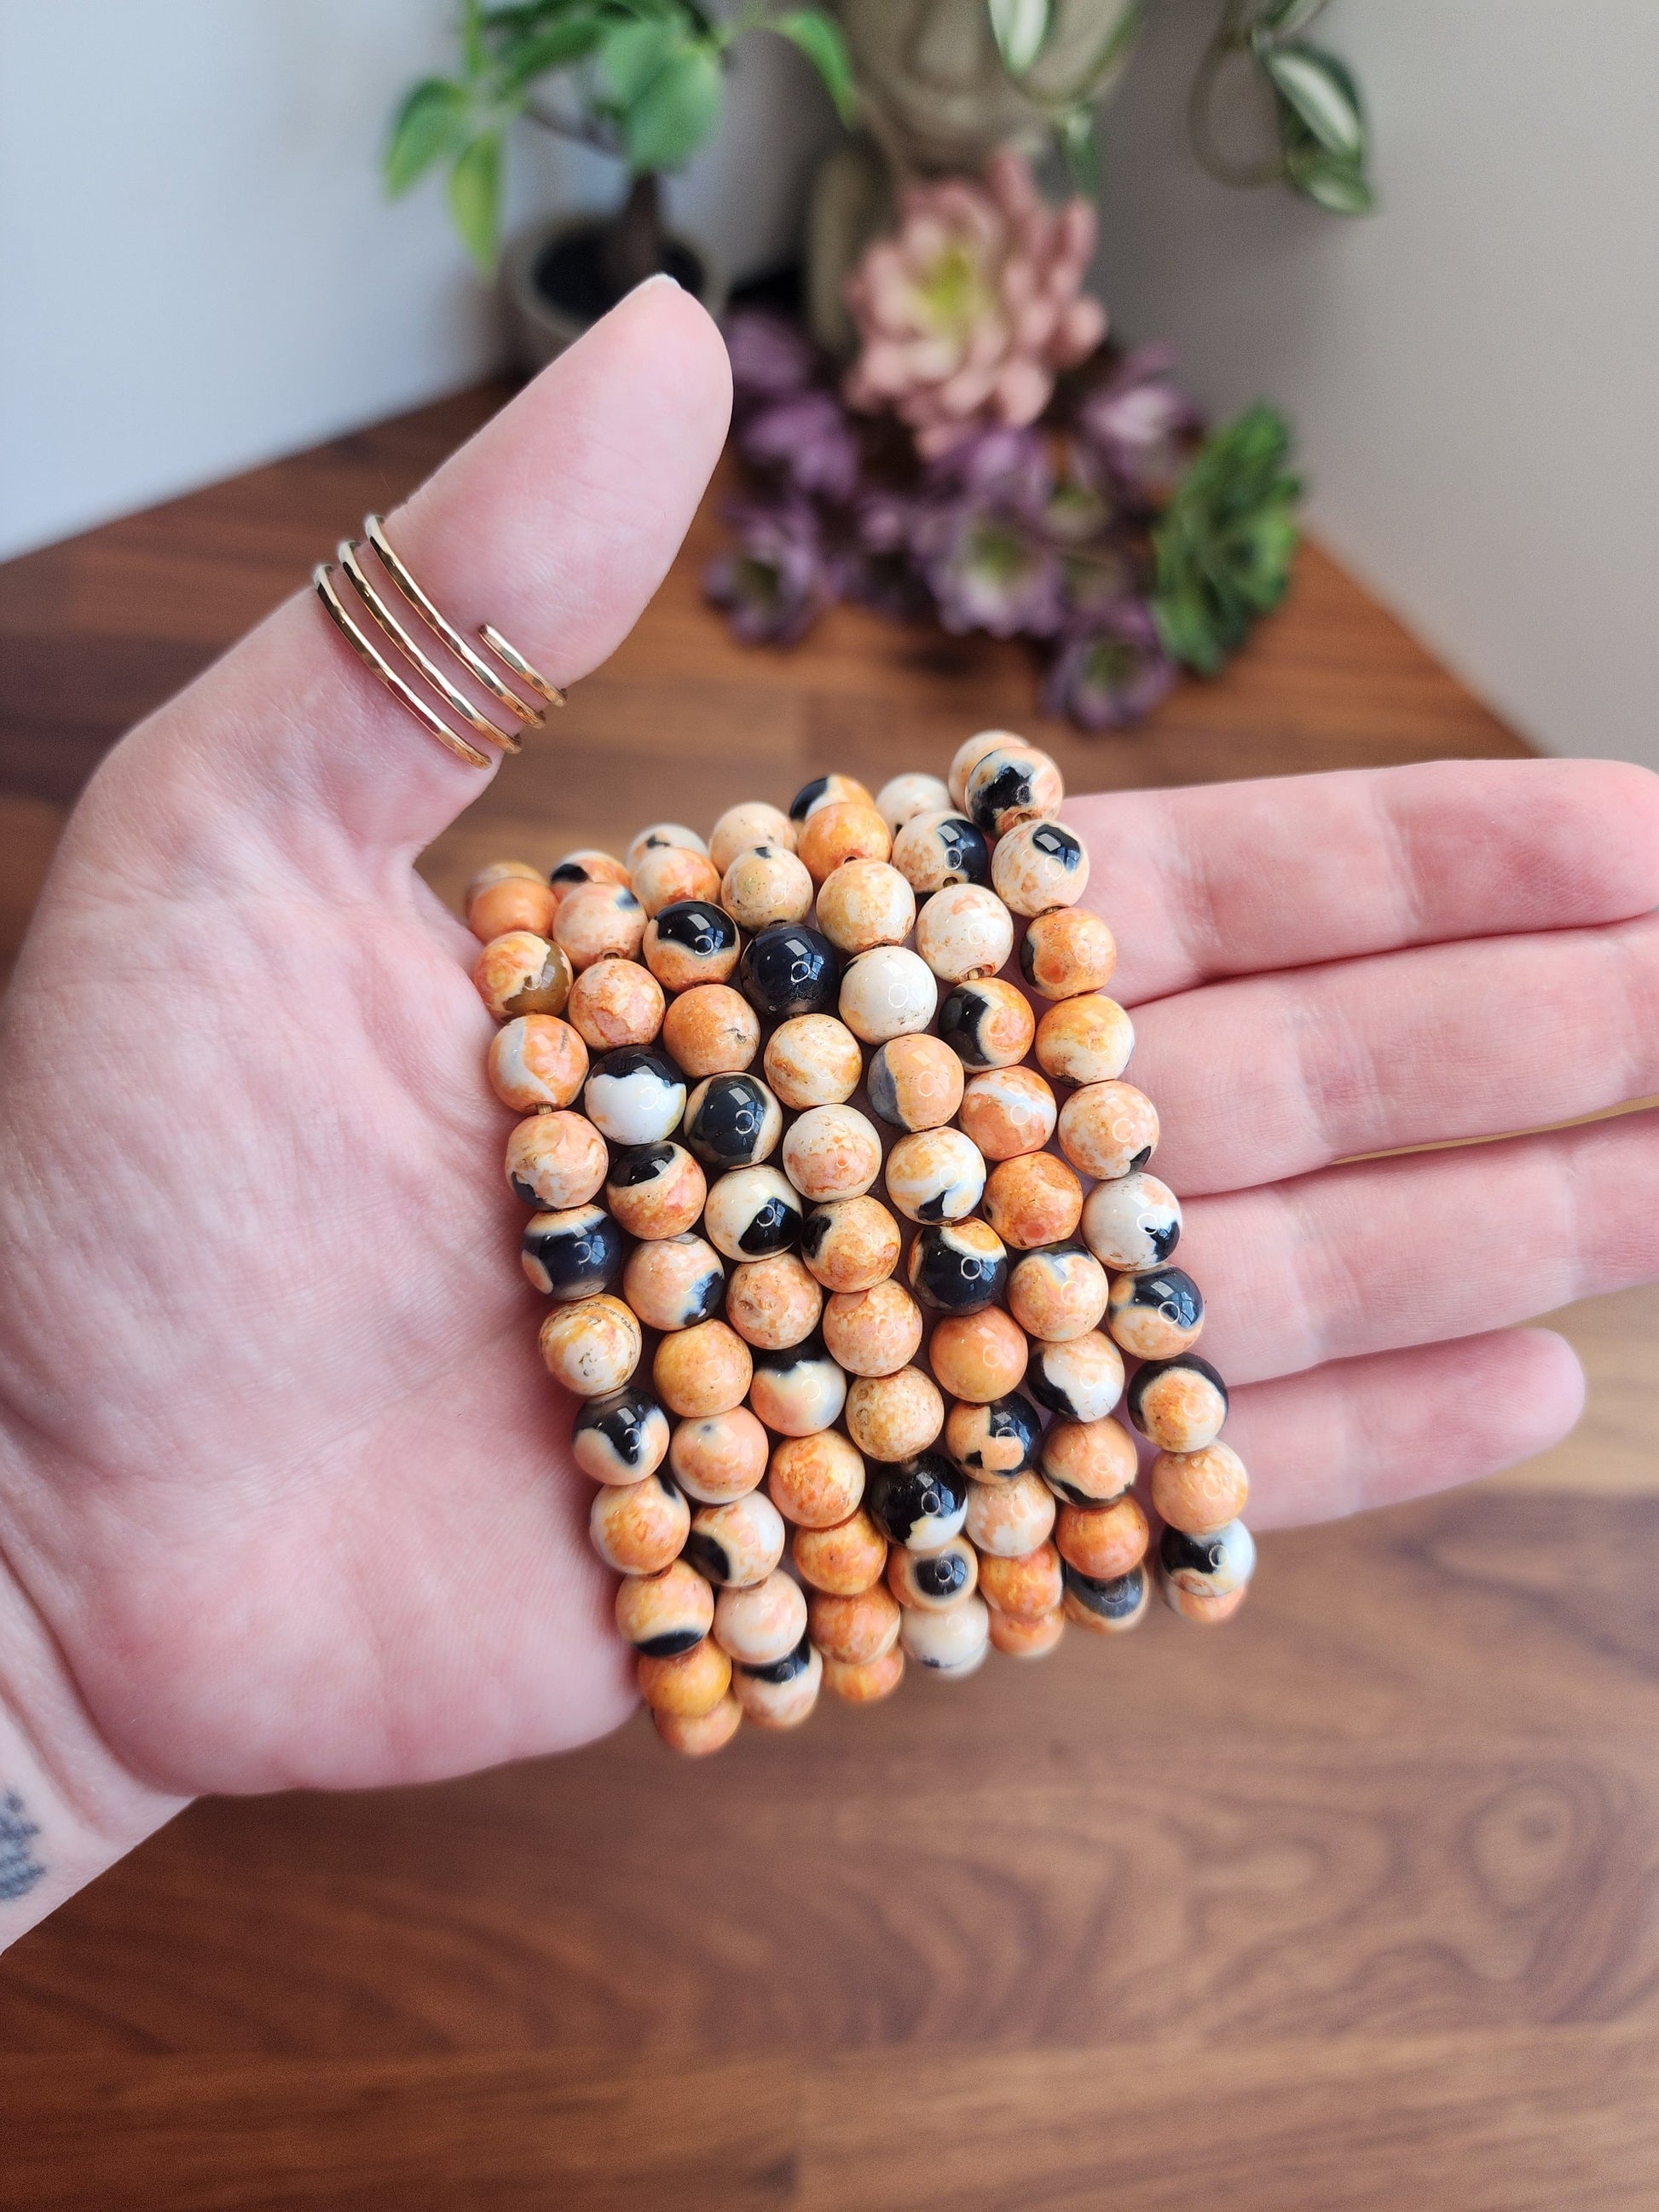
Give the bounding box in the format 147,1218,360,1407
466,733,1254,1755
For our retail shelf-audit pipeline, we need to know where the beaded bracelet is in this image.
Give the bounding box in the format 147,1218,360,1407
466,734,1254,1756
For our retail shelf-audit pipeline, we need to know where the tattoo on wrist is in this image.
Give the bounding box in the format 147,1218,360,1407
0,1790,46,1901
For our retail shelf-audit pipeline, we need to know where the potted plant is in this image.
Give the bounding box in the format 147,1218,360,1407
385,0,857,361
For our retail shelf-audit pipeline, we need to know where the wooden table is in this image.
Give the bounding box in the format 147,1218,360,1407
2,388,1655,2209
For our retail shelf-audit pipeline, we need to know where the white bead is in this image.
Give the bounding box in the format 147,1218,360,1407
915,884,1014,983
839,944,938,1042
876,771,951,834
1081,1170,1183,1273
625,822,707,869
900,1592,990,1671
991,819,1090,917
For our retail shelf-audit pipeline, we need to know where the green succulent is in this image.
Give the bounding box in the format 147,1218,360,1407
1150,404,1303,677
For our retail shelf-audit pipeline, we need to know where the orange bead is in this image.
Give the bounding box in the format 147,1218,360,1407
1039,1416,1137,1505
821,1643,905,1703
653,1694,743,1755
928,1307,1028,1405
977,1541,1064,1621
988,1607,1065,1659
652,1320,753,1418
792,1509,888,1595
767,1429,866,1527
468,873,558,943
488,1015,589,1112
845,1366,945,1461
662,985,760,1077
983,1151,1084,1250
474,931,574,1021
1149,1442,1249,1534
822,1280,924,1377
637,1634,731,1718
797,801,892,884
566,959,665,1051
808,1585,902,1666
1055,1493,1149,1581
958,1066,1057,1160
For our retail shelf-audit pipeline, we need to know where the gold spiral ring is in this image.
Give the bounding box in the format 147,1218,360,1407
313,514,565,768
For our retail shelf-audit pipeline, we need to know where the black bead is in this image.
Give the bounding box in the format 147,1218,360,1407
737,1631,813,1684
605,1141,678,1190
1159,1525,1231,1580
935,985,998,1068
788,776,834,822
1125,1353,1229,1435
682,1074,777,1170
650,899,738,961
912,1549,970,1603
571,1386,664,1481
928,814,991,887
968,756,1040,834
949,1391,1043,1477
521,1205,623,1299
907,1222,1009,1313
1119,1268,1204,1335
738,924,841,1020
864,1453,968,1546
1062,1561,1147,1622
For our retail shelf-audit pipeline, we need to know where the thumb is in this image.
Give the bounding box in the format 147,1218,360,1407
82,277,732,875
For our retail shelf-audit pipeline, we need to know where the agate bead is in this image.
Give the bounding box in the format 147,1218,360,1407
864,1452,969,1553
1020,909,1116,1001
800,1196,902,1292
982,1151,1084,1250
885,1127,986,1222
962,740,1063,836
814,858,916,953
1038,1416,1138,1505
928,1307,1029,1405
628,843,721,917
946,730,1014,808
944,1390,1043,1479
791,1508,888,1595
891,809,992,896
1057,1081,1159,1181
668,1406,770,1503
682,1072,783,1171
732,1636,823,1730
763,1014,863,1109
747,1333,848,1436
566,958,665,1052
888,1535,978,1612
589,1469,688,1574
936,978,1035,1070
1062,1562,1150,1636
709,800,795,875
838,944,938,1042
549,848,630,900
808,1585,901,1666
821,1644,905,1701
540,1295,641,1396
822,1279,924,1377
988,1607,1066,1659
844,1366,945,1463
725,1253,823,1350
1006,1243,1109,1342
766,1429,865,1528
488,1014,588,1112
637,1633,731,1718
798,800,891,884
991,819,1089,916
900,1593,989,1674
652,1318,753,1418
789,771,875,822
1034,992,1134,1084
738,923,841,1020
702,1164,803,1259
976,1541,1062,1621
964,1468,1055,1557
604,1141,706,1240
642,899,741,994
905,1217,1009,1314
1055,1493,1149,1581
571,1386,672,1487
467,869,557,944
616,1560,714,1656
521,1204,623,1301
876,771,951,832
713,1569,808,1666
622,1233,725,1332
474,931,574,1021
583,1047,686,1146
957,1066,1056,1160
1107,1266,1204,1360
554,882,646,972
1149,1441,1249,1535
914,883,1014,984
1026,1330,1126,1423
687,1490,787,1588
624,821,707,870
1159,1517,1255,1602
660,985,760,1078
506,1110,608,1210
782,1103,883,1202
867,1033,965,1133
1081,1170,1182,1272
1126,1353,1229,1453
720,843,814,932
654,1695,743,1755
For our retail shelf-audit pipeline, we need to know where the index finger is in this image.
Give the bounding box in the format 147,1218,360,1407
1064,758,1659,1005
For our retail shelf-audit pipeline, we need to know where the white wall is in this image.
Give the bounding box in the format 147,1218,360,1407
1093,0,1659,771
0,0,836,561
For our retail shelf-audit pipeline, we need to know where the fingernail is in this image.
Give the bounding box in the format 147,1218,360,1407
631,271,682,295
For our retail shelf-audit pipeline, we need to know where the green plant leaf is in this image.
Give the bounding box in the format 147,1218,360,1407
498,13,606,91
1150,403,1303,676
1057,103,1098,195
1254,0,1330,35
770,11,859,126
1259,41,1364,161
598,16,683,106
384,78,471,195
987,0,1055,75
1284,132,1373,212
448,130,504,273
622,43,723,171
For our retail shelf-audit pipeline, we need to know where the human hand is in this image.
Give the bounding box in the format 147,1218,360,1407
0,275,1656,1942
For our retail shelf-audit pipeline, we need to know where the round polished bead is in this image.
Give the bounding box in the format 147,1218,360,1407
798,801,892,884
991,818,1089,916
1107,1267,1204,1360
989,1606,1066,1658
864,1452,969,1552
629,844,721,918
1150,1441,1249,1535
962,741,1064,837
687,1490,787,1588
583,1047,686,1146
725,1252,822,1350
763,1014,862,1108
1058,1081,1159,1181
936,977,1036,1070
721,843,814,932
944,1390,1043,1479
1063,1561,1150,1635
625,822,707,871
888,1535,978,1612
900,1592,989,1674
468,857,544,900
977,1540,1062,1621
668,1406,769,1503
555,882,646,973
637,1633,731,1718
488,1014,589,1112
1040,1415,1138,1505
589,1469,688,1574
958,1066,1055,1161
815,858,916,953
905,1218,1009,1314
767,1429,865,1528
683,1072,783,1171
506,1110,608,1210
739,922,841,1020
654,1694,743,1756
885,1127,986,1222
1055,1493,1149,1581
791,1508,888,1595
800,1196,902,1292
823,1279,924,1377
1164,1580,1250,1626
652,1316,752,1416
845,1366,945,1463
782,1104,884,1203
1035,991,1134,1083
1026,1330,1125,1424
929,1306,1029,1404
467,869,558,944
789,771,876,823
1020,908,1117,1000
964,1468,1055,1556
808,1585,901,1666
876,771,951,833
946,730,1014,809
732,1635,823,1730
604,1141,706,1240
710,800,795,875
702,1164,803,1260
838,944,937,1042
550,848,630,901
1127,1354,1229,1453
616,1559,714,1655
1081,1170,1182,1273
891,808,993,897
566,958,665,1052
522,1204,623,1301
866,1034,965,1134
713,1569,808,1666
915,883,1014,985
540,1294,641,1396
475,931,574,1021
983,1151,1084,1249
1006,1243,1108,1342
643,900,741,994
661,985,760,1078
572,1386,672,1487
748,1333,847,1436
623,1233,725,1332
821,1643,905,1701
1160,1516,1255,1601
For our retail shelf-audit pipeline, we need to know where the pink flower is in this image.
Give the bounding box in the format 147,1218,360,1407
842,150,1107,460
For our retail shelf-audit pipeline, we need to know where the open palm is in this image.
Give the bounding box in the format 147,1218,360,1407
0,282,1656,1830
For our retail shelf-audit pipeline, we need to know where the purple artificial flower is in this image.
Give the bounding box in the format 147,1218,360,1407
1077,345,1200,501
704,497,835,645
739,387,862,504
922,424,1051,515
914,495,1066,639
722,312,817,405
1043,600,1178,729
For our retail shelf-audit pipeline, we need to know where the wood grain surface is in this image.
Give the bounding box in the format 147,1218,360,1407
1,385,1654,2209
